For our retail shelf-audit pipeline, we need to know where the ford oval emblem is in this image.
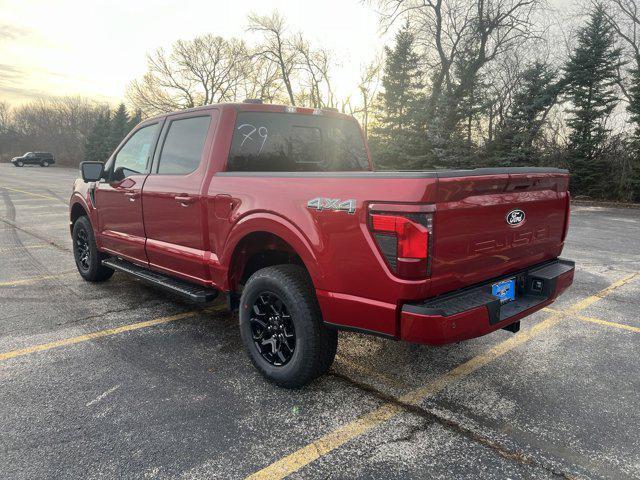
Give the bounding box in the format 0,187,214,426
506,209,525,226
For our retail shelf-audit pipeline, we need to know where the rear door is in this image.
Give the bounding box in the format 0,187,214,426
94,121,161,265
142,110,217,284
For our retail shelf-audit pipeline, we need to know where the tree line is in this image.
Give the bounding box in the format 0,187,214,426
0,98,140,166
1,1,638,202
371,1,640,202
0,97,103,166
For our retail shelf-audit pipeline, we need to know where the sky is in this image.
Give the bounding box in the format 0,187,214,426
0,0,390,106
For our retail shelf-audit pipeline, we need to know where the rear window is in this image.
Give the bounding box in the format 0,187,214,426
157,116,211,175
227,112,369,172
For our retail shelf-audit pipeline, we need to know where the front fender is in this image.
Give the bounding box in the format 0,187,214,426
69,184,96,236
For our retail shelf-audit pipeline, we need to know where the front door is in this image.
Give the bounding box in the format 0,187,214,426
95,121,161,265
142,112,216,284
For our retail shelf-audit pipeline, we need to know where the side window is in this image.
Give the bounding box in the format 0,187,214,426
157,116,211,175
112,123,159,181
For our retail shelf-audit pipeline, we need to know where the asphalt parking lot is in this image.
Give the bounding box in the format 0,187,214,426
0,162,639,480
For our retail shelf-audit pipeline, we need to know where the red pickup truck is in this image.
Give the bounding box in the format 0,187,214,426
70,102,574,387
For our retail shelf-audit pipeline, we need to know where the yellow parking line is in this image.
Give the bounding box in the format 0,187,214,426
0,305,226,362
7,210,69,222
573,272,639,310
6,204,67,210
545,307,640,333
1,220,68,230
576,314,640,333
0,216,70,252
246,271,639,480
0,186,58,201
29,222,69,229
0,244,51,254
16,212,69,219
0,271,76,287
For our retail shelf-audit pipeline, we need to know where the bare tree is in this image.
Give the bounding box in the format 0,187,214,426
294,35,323,107
603,0,639,58
356,58,383,137
600,0,640,102
374,0,544,148
483,51,527,143
0,101,14,160
242,55,285,103
248,11,299,105
292,35,338,108
5,97,105,165
127,35,251,115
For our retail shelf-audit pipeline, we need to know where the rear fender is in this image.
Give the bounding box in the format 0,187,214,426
220,213,323,291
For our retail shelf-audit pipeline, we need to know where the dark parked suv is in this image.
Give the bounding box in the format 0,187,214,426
11,152,55,167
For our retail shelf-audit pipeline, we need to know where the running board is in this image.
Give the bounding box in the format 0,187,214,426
102,258,218,303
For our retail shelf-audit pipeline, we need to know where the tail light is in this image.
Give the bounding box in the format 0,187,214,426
368,204,434,279
561,191,571,242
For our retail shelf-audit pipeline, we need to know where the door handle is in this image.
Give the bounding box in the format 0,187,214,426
124,191,140,202
175,195,195,206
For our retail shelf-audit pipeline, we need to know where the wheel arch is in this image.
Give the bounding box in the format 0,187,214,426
69,198,90,235
223,213,324,295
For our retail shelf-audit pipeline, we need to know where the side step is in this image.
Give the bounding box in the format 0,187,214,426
102,258,218,303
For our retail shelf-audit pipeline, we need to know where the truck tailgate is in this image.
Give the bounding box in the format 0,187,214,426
430,171,570,296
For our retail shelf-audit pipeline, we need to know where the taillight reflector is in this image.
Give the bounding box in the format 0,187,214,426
371,214,428,259
369,210,433,279
561,191,571,242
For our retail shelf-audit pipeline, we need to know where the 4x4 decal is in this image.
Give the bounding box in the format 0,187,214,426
307,197,356,214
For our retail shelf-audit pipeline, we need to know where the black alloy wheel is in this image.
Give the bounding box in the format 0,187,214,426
239,264,338,388
71,216,114,282
74,226,91,273
250,292,296,366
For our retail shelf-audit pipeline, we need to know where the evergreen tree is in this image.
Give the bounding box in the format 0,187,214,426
627,60,640,138
627,60,640,200
127,109,143,131
84,108,111,162
564,4,623,197
371,24,426,168
108,103,129,152
491,61,560,166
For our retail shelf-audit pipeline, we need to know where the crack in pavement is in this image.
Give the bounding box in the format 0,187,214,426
329,370,582,480
0,216,69,252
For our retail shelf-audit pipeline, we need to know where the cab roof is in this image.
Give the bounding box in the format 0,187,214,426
145,102,355,123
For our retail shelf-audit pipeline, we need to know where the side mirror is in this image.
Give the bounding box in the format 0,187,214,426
80,161,104,182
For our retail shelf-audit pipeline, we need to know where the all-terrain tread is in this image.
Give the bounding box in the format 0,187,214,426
73,216,114,282
240,264,337,388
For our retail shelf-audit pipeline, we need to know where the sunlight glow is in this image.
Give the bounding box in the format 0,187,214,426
0,0,388,106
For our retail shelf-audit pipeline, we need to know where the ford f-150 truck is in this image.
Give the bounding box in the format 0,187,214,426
70,101,574,388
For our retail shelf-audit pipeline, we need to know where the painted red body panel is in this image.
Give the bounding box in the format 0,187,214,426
141,109,220,284
70,102,574,345
94,174,148,265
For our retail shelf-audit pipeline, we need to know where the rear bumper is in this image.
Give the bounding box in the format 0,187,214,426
400,258,575,345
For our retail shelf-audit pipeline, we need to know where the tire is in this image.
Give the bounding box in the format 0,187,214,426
72,216,114,282
16,161,23,167
239,265,338,388
41,161,50,167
